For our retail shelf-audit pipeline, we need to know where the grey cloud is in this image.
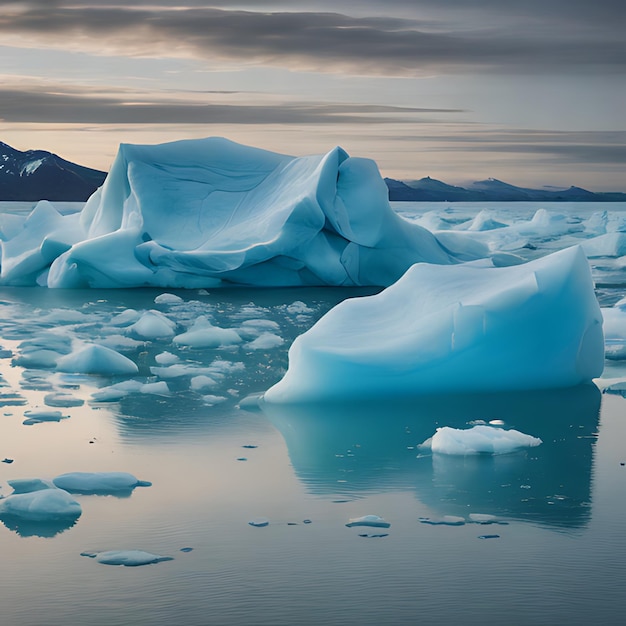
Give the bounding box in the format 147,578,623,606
0,87,460,124
1,5,624,75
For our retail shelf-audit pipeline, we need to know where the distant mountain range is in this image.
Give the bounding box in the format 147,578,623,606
1,141,625,202
0,141,106,201
385,176,626,202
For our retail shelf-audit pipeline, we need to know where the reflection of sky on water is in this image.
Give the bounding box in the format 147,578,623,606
260,384,601,528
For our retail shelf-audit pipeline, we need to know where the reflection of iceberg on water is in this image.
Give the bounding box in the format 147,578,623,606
260,385,601,528
0,137,485,288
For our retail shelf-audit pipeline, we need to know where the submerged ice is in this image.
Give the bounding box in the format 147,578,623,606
0,137,489,288
264,245,604,401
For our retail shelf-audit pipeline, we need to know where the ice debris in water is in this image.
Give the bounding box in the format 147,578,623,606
421,425,542,455
173,316,241,348
245,333,284,350
52,472,152,495
155,351,179,365
0,479,81,521
154,293,183,304
127,310,176,340
345,515,390,528
1,137,489,289
43,392,85,408
56,344,138,375
420,516,466,526
249,517,270,527
23,409,69,425
265,246,603,402
80,550,173,566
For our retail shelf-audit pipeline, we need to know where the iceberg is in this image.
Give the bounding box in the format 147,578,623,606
0,480,81,522
52,472,152,495
80,550,173,566
0,137,485,289
264,245,604,402
420,425,542,455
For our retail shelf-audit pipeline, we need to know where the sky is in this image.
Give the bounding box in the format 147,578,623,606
0,0,624,190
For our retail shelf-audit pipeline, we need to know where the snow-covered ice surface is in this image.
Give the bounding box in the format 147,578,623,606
0,201,626,625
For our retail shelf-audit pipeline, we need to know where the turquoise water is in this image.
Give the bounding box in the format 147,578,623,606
1,202,626,625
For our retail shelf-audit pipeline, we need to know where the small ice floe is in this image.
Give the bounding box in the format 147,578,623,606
419,515,466,526
173,316,241,349
468,513,508,525
202,395,227,406
0,479,81,533
180,547,194,553
245,333,284,350
286,301,314,315
420,425,542,455
56,344,138,376
2,458,14,464
238,393,263,411
237,319,281,340
190,375,219,392
155,351,179,365
249,517,269,527
358,533,389,538
138,381,171,396
52,472,152,496
44,392,85,408
23,409,69,425
0,392,27,407
110,309,141,327
345,515,390,529
154,293,183,304
96,334,145,351
128,310,177,340
81,550,173,567
478,534,501,540
242,445,258,449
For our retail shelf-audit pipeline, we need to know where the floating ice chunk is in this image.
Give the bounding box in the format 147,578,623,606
202,394,227,405
96,334,145,351
286,301,314,315
419,516,466,526
423,425,542,455
0,483,81,521
345,515,390,528
23,409,69,425
52,472,151,495
465,210,508,232
582,233,626,258
8,478,55,493
155,351,180,365
110,309,140,327
173,316,241,348
56,344,138,375
139,381,170,396
469,513,508,525
44,392,85,407
264,246,604,401
13,349,61,369
248,517,270,527
81,550,173,566
154,293,183,304
190,375,219,392
246,333,284,350
90,379,143,402
128,310,176,340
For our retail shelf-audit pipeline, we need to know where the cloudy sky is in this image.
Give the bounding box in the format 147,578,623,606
1,0,624,189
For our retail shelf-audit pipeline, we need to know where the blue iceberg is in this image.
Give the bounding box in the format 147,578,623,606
0,138,484,288
264,245,604,401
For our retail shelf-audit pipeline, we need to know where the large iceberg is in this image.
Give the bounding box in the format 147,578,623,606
264,245,604,402
0,138,486,288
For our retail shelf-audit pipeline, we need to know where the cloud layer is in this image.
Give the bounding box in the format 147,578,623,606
2,2,624,76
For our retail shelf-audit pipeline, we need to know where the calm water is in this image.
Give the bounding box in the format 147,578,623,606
1,202,626,625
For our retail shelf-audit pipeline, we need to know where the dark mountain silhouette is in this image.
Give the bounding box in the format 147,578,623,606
385,176,626,202
0,141,106,201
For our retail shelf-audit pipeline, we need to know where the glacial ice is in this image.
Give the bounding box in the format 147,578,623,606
52,472,152,495
264,245,604,401
421,425,542,455
56,344,139,375
0,479,81,521
81,550,173,566
345,515,391,528
0,137,490,289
